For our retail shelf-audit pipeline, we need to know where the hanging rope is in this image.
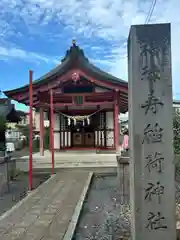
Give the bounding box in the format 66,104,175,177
57,107,105,125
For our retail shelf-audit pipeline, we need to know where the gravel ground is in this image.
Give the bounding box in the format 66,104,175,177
8,147,38,158
74,174,180,240
0,173,49,216
73,174,131,240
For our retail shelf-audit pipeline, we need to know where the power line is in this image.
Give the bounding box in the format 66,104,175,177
145,0,157,24
145,0,155,24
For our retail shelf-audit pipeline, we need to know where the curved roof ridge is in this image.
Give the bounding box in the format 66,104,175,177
4,41,128,95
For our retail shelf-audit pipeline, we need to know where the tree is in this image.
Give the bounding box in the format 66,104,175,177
173,111,180,155
0,116,6,153
173,110,180,180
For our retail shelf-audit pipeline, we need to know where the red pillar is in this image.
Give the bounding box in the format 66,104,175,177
39,108,44,156
49,109,51,152
114,94,119,151
29,70,33,191
50,89,55,175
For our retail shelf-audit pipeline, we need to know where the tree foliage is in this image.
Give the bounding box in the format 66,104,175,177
0,116,6,131
0,116,6,152
173,111,180,155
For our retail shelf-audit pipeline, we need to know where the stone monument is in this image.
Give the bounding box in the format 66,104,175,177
128,23,176,239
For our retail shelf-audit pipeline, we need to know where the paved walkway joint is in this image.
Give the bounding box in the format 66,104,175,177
0,170,92,240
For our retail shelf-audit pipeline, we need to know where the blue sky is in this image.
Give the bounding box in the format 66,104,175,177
0,0,180,112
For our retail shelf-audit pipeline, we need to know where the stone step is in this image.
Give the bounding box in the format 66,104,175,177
33,155,116,160
33,163,117,169
32,159,117,163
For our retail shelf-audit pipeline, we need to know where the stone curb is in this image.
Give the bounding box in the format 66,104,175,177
63,172,93,240
0,173,56,221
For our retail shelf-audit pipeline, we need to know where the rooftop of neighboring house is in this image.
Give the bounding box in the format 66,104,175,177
173,100,180,105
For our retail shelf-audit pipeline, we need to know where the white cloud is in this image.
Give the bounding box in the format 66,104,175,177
0,46,59,64
0,0,180,98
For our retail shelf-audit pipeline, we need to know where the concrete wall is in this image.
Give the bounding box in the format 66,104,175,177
0,159,7,193
0,158,16,193
116,156,130,204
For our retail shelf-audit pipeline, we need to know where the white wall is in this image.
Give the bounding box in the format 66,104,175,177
54,113,60,149
59,115,71,148
95,87,110,92
95,130,104,147
34,111,40,131
106,111,114,147
60,131,71,148
32,110,49,131
173,102,180,113
54,113,60,131
95,111,114,148
54,132,60,149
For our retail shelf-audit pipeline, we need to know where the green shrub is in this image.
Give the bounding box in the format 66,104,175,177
0,116,6,152
173,111,180,155
173,111,180,176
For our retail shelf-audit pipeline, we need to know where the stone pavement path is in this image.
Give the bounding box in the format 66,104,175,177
0,170,92,240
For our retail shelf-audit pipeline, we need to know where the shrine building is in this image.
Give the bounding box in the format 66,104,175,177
4,40,128,154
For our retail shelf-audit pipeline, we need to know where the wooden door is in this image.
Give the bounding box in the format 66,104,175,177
72,132,83,146
84,132,95,147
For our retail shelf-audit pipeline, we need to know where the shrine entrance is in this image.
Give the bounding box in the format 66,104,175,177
71,122,95,148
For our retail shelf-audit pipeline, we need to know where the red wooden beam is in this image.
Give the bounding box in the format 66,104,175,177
40,91,127,101
39,108,44,156
25,94,127,107
12,68,128,101
56,108,113,115
51,101,114,107
50,89,55,175
23,89,128,110
114,92,119,151
39,91,114,99
14,69,77,101
77,69,128,93
49,68,128,93
34,101,128,110
52,68,128,92
29,70,33,191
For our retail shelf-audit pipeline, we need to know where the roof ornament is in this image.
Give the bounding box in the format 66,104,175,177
71,72,80,82
72,39,76,46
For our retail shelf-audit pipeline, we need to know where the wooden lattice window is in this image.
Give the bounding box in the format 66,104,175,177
74,96,83,105
99,112,105,129
60,115,68,130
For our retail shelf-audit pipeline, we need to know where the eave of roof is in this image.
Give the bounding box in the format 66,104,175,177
4,42,128,96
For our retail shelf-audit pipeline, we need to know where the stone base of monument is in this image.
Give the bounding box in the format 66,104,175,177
116,155,130,204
